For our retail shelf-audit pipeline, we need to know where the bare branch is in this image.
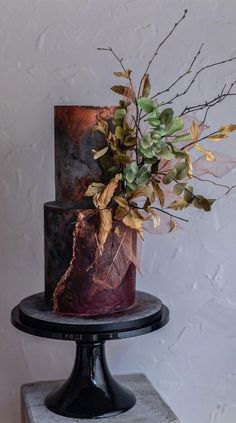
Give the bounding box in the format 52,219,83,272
180,80,236,121
192,174,233,192
180,130,219,150
134,205,189,222
161,55,236,106
151,42,204,99
137,9,188,98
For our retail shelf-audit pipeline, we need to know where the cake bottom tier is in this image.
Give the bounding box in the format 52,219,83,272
44,202,137,316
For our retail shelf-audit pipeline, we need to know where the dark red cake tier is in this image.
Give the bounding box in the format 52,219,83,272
44,202,137,316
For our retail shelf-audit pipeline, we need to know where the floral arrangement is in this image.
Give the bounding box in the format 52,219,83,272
85,9,236,255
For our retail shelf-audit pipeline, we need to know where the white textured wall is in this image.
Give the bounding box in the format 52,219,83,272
1,1,236,422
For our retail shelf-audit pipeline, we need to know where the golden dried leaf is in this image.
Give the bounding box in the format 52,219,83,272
115,205,128,221
84,183,105,197
111,85,128,95
113,69,131,79
208,133,228,141
219,124,236,133
152,180,165,208
141,74,151,97
93,117,108,135
98,209,112,255
114,225,123,237
122,209,144,239
111,85,136,102
148,208,160,229
113,196,129,209
184,151,193,178
190,120,200,142
168,199,188,210
128,185,155,204
96,173,122,208
169,219,177,233
92,146,108,160
195,143,215,161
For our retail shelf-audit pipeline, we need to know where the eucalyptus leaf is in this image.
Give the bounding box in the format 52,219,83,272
172,133,191,143
173,183,186,195
115,126,125,140
175,162,189,180
184,186,194,202
114,154,130,163
160,108,174,125
124,162,138,183
137,97,156,113
166,117,184,136
114,108,126,121
148,117,161,127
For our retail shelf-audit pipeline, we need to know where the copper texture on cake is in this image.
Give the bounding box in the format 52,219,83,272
54,106,115,204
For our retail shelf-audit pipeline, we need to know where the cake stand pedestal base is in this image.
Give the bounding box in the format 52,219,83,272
12,291,169,420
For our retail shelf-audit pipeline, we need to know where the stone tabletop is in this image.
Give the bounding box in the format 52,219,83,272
21,374,179,423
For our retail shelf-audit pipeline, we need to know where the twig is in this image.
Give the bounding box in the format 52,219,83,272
180,80,236,124
181,130,220,150
137,9,188,98
160,55,236,106
134,205,189,222
97,46,140,163
192,174,232,192
151,42,204,99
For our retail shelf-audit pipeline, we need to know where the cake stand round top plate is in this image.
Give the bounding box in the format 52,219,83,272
11,291,169,341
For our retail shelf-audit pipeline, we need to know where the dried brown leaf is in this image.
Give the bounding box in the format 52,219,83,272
92,146,108,160
98,209,112,255
190,120,200,142
141,74,151,97
96,174,122,208
113,70,131,79
152,180,165,207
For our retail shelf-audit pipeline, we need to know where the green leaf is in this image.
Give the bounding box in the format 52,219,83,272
175,162,188,180
160,108,174,125
148,117,161,127
173,183,186,195
184,186,194,203
137,97,156,113
124,137,137,147
124,162,138,183
115,126,125,140
193,195,211,211
141,133,153,149
137,165,150,184
114,154,130,163
166,117,184,136
172,133,191,143
151,131,161,140
162,168,177,184
138,144,155,158
114,108,126,121
158,145,176,160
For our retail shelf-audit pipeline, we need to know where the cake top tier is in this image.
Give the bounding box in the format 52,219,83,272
54,106,115,204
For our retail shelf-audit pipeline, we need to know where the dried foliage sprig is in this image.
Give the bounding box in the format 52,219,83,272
85,9,236,253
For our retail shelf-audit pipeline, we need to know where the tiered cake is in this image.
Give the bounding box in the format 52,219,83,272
44,106,137,316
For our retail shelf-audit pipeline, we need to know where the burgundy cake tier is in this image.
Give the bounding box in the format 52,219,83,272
44,202,137,316
44,106,137,316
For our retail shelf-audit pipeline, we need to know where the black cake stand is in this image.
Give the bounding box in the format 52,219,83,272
11,291,169,419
